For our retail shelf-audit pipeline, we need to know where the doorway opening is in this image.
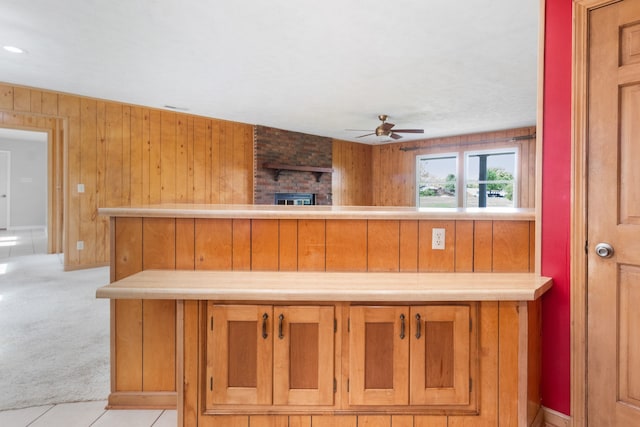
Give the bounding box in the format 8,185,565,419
0,128,50,254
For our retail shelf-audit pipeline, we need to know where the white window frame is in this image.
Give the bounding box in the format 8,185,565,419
463,147,519,208
416,147,519,208
415,152,459,208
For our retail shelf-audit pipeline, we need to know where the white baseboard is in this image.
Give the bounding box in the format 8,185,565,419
543,406,570,427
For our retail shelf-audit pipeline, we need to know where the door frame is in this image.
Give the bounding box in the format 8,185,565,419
0,150,10,229
0,122,63,254
571,1,621,425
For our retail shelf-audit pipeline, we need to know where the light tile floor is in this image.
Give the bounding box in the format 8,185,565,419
0,228,177,426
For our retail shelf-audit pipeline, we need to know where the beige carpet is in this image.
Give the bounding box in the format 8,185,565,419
0,254,110,410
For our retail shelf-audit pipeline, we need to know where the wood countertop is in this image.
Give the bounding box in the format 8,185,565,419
98,204,535,221
96,270,552,302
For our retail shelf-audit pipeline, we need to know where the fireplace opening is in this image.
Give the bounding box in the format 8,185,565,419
274,193,316,205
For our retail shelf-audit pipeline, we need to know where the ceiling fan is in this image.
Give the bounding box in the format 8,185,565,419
352,114,424,140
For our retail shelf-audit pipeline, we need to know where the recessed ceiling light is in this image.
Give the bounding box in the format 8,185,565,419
3,45,26,54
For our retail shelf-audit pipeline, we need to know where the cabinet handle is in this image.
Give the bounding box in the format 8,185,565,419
400,314,406,339
262,313,269,339
278,314,284,339
415,313,421,339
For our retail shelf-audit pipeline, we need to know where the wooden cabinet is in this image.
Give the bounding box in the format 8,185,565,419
349,304,476,408
206,303,335,410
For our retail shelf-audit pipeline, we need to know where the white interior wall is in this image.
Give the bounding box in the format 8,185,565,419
0,130,47,228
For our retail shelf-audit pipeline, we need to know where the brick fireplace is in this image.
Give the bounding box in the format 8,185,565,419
254,125,333,205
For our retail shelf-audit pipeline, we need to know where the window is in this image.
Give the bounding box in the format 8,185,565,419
416,148,518,208
416,154,458,208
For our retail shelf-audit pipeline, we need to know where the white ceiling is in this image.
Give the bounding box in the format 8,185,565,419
0,0,539,144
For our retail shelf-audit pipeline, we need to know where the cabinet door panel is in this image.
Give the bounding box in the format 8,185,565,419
273,306,334,405
349,306,409,405
410,305,470,405
206,304,273,406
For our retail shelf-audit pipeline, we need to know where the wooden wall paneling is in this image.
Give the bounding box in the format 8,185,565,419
473,221,493,272
221,122,233,204
142,218,176,269
529,221,536,272
160,111,177,203
129,107,145,205
114,299,143,391
41,90,59,116
251,219,279,271
192,117,208,204
59,95,82,266
29,89,41,113
288,415,311,427
182,300,199,427
311,415,357,427
449,302,499,427
195,219,233,270
279,219,298,271
498,301,520,426
390,415,414,427
232,219,251,270
176,115,189,202
297,220,326,271
399,220,419,272
114,217,143,279
105,102,124,206
80,98,98,264
248,415,288,427
418,220,455,272
232,123,246,204
0,84,13,109
244,124,254,204
141,109,152,204
326,219,367,271
454,220,474,272
357,415,391,427
122,106,132,205
176,218,195,270
185,116,195,202
149,109,162,203
367,220,400,272
492,221,530,272
413,416,448,427
142,299,176,391
331,140,373,206
208,120,218,203
141,217,177,392
12,86,30,112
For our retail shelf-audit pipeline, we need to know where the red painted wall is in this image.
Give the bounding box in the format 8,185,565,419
540,0,572,415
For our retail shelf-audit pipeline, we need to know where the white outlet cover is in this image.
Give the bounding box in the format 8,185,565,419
432,228,445,250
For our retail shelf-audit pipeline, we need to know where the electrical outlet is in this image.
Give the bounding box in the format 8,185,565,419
76,240,84,250
77,183,85,193
432,228,445,250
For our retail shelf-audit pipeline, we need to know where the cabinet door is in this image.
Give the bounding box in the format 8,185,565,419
349,306,409,405
273,306,335,406
206,304,273,406
410,305,470,405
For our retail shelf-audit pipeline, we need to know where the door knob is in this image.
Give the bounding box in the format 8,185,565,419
595,242,614,258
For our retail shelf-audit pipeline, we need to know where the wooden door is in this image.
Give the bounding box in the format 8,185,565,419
206,304,273,406
587,1,640,424
273,306,335,406
409,305,470,406
348,306,409,406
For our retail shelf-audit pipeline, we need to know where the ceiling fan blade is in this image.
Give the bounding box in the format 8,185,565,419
390,133,403,140
356,133,375,138
391,129,424,134
381,122,395,132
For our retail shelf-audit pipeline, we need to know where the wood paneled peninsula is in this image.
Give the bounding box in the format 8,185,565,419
98,204,548,427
